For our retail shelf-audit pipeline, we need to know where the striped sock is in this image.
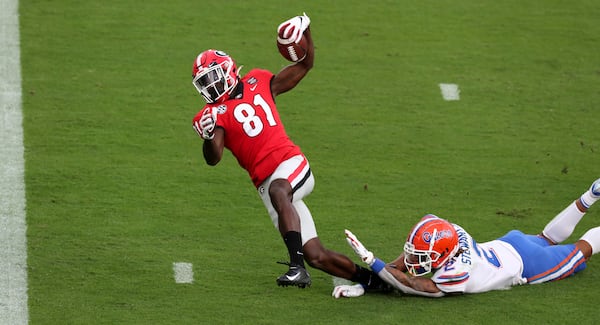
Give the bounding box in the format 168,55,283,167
580,190,599,209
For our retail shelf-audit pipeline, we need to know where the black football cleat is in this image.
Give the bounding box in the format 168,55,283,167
276,263,311,288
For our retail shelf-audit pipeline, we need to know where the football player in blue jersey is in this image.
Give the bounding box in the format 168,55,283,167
333,178,600,298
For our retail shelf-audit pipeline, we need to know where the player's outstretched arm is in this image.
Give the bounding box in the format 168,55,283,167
387,252,408,272
342,230,444,298
271,15,314,97
381,265,444,298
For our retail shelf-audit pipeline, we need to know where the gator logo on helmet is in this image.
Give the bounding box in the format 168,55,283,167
422,229,454,243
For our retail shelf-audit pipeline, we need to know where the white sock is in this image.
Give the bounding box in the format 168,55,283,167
580,227,600,255
580,190,599,209
542,200,586,244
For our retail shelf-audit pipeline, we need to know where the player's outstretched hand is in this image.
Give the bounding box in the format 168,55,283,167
199,107,217,140
332,284,365,299
345,229,374,266
277,12,310,44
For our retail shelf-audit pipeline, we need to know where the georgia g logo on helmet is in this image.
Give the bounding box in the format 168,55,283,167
214,50,229,57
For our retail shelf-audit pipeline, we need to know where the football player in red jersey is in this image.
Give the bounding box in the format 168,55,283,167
191,13,385,290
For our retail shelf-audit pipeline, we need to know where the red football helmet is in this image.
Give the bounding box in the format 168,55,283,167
403,214,459,276
192,49,239,104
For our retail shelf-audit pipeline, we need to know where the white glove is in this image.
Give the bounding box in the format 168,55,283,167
332,284,365,299
277,12,311,44
198,107,217,140
345,229,374,266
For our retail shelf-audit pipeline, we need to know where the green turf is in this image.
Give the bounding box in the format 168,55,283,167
19,0,600,324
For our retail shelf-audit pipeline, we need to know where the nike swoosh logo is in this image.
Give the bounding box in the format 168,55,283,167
286,273,301,281
250,84,257,91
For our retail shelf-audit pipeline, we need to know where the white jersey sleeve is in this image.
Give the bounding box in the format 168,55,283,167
431,225,526,294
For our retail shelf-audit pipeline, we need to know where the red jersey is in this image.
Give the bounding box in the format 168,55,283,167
193,69,303,187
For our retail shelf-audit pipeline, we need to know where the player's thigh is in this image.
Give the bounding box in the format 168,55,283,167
257,155,314,228
525,244,586,283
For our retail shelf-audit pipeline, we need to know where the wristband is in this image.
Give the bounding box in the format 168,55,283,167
371,258,386,273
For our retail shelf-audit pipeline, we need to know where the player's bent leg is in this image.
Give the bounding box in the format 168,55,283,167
575,240,593,259
538,233,557,246
258,157,315,288
499,230,587,284
579,226,600,258
268,179,313,288
541,178,600,244
303,238,390,292
303,237,357,279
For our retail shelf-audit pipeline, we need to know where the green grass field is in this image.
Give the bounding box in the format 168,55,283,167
17,0,600,323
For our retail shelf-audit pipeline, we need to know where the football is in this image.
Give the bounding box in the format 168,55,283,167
277,34,308,62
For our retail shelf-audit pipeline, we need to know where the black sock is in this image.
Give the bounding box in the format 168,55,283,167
350,264,384,290
283,231,305,268
350,264,372,284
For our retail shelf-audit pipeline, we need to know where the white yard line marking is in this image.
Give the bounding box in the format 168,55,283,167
173,262,194,284
0,0,29,323
439,83,460,101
